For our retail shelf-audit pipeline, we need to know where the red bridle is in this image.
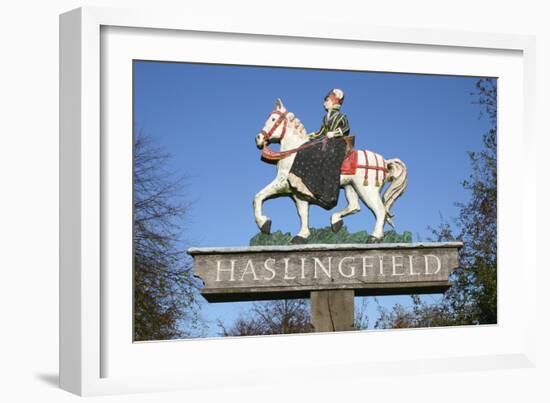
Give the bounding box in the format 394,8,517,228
261,110,288,143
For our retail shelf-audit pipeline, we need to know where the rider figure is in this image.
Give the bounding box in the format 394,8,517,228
288,88,351,210
308,88,350,140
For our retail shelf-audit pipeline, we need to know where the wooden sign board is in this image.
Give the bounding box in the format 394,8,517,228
188,242,462,302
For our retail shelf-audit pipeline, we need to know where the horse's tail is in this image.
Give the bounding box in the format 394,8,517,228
383,158,408,227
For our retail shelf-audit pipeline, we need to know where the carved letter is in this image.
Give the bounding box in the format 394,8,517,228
362,256,373,277
424,254,442,275
378,256,385,276
300,257,307,279
338,256,355,278
409,255,421,275
240,259,258,281
314,257,332,279
263,258,276,281
392,255,405,276
216,259,235,282
283,258,295,280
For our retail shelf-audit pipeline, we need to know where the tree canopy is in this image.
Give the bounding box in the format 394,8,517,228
376,78,498,328
133,131,203,341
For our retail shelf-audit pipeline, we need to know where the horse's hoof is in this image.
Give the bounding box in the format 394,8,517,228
260,219,272,235
367,235,381,244
290,236,308,245
331,220,343,233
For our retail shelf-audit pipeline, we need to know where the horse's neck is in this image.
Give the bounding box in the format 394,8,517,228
280,126,308,152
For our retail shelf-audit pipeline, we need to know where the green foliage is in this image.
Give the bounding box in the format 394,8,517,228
381,230,413,244
249,226,412,246
250,230,293,246
374,295,457,329
443,78,497,325
376,78,498,329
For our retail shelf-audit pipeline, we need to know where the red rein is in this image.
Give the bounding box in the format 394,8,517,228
261,138,326,163
261,110,288,142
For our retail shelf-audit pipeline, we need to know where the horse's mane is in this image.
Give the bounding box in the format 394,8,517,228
286,111,307,137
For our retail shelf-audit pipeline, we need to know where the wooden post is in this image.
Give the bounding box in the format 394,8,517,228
310,290,355,332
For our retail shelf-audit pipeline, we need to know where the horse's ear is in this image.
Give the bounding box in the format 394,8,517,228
275,98,284,110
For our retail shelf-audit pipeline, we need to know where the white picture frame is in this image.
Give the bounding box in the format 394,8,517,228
60,6,537,396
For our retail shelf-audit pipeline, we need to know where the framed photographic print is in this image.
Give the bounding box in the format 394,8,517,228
60,6,537,396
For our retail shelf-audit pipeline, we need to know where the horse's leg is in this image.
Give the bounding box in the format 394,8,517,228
253,178,288,234
352,179,386,241
291,195,310,244
330,184,360,233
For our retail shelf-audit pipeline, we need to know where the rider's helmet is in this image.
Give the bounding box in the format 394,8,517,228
326,88,345,105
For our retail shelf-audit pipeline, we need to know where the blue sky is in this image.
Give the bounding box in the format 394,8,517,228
133,61,495,337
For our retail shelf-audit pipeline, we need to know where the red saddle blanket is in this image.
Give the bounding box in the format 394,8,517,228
341,149,358,175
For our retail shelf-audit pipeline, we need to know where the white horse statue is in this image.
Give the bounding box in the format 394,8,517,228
254,99,408,244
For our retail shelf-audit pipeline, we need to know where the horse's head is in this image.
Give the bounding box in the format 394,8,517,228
256,98,289,149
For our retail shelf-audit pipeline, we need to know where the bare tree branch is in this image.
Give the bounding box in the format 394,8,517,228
133,129,203,341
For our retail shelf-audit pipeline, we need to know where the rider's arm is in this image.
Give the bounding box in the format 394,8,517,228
329,113,349,137
308,122,328,140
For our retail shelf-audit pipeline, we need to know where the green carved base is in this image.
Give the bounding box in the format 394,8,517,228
250,226,413,246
